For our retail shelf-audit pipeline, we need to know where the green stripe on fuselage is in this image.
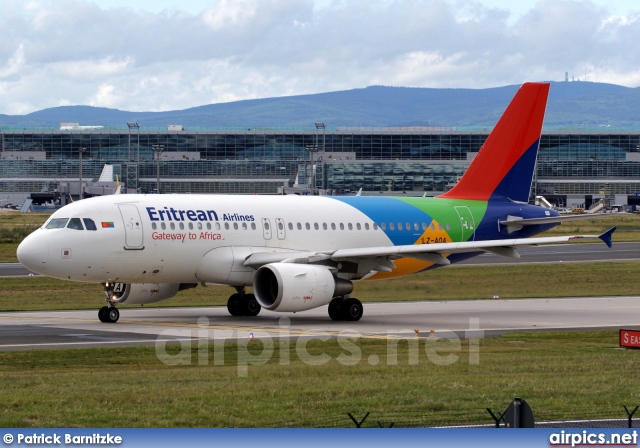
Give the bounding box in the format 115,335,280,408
396,197,488,243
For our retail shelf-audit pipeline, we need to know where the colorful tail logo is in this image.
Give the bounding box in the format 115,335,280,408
438,82,550,203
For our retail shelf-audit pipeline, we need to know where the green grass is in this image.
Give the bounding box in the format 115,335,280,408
0,331,637,427
0,212,48,262
543,213,640,242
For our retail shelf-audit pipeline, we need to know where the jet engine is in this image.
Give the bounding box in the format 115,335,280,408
253,263,353,312
109,283,197,305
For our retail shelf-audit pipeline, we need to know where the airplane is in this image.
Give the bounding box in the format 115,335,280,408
17,82,616,323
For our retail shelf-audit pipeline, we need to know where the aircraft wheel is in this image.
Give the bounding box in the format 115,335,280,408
227,294,243,316
342,298,363,321
242,294,261,317
98,306,109,323
106,307,120,323
328,297,344,321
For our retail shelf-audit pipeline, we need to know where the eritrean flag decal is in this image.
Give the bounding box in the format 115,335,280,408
101,222,115,228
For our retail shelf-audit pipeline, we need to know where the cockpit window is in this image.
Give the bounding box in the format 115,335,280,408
83,218,97,231
45,218,69,229
67,218,84,230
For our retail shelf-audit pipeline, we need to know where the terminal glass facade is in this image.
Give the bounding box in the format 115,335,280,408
1,128,640,200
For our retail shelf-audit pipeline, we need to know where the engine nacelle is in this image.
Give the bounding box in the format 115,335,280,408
253,263,353,312
110,283,196,305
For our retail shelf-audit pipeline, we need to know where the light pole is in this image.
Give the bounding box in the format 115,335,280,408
127,122,140,162
152,144,164,194
315,122,325,195
305,144,318,195
79,147,84,200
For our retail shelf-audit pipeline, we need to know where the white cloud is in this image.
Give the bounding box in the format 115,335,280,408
0,0,639,114
0,44,26,79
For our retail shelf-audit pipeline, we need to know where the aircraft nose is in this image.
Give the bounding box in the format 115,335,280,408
17,232,49,274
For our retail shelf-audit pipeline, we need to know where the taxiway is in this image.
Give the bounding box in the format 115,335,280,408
0,296,638,350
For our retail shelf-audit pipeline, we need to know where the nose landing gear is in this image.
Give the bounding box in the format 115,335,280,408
99,283,121,323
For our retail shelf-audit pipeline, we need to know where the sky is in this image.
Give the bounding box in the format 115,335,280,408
0,0,639,115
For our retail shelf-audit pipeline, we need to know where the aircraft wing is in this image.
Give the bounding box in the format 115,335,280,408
243,227,616,272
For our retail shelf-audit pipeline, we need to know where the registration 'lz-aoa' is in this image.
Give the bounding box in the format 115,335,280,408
17,83,616,323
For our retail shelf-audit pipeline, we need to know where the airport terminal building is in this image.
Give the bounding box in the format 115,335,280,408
1,124,640,209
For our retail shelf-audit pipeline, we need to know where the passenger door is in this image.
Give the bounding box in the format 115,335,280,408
118,204,144,249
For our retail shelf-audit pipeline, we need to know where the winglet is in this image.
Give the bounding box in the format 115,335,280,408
598,227,616,248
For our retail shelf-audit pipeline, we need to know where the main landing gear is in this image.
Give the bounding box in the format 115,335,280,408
227,287,261,317
328,296,363,321
99,283,120,323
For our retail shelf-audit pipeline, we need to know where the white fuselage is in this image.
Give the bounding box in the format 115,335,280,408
18,194,396,285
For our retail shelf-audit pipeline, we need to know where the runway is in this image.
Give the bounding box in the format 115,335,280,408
1,296,639,350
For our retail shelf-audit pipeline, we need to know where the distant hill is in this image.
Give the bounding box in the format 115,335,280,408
1,81,639,129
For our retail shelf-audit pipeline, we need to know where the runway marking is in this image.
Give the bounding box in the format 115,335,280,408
0,338,195,349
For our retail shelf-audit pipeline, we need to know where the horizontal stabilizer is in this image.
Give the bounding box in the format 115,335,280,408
499,213,625,229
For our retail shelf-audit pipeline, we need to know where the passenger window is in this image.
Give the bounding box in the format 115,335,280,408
215,222,221,230
278,222,284,230
339,223,344,230
170,223,175,230
305,223,310,230
430,223,435,231
422,223,427,231
251,222,256,230
380,223,386,230
179,223,184,230
197,222,203,230
365,223,370,230
46,218,69,229
331,223,336,230
356,223,361,230
264,222,269,230
189,223,194,230
323,223,328,230
288,222,293,230
373,223,378,230
152,222,157,230
414,223,419,231
297,223,302,230
242,222,247,230
161,222,166,230
348,223,353,230
67,218,84,230
438,223,443,230
314,223,319,230
225,223,230,230
389,223,395,230
406,223,410,230
397,223,403,230
206,222,211,230
233,223,238,230
446,223,451,230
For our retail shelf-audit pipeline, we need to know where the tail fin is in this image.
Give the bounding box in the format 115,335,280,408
438,82,550,202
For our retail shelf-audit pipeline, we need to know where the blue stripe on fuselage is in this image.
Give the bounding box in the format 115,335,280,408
332,196,433,246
